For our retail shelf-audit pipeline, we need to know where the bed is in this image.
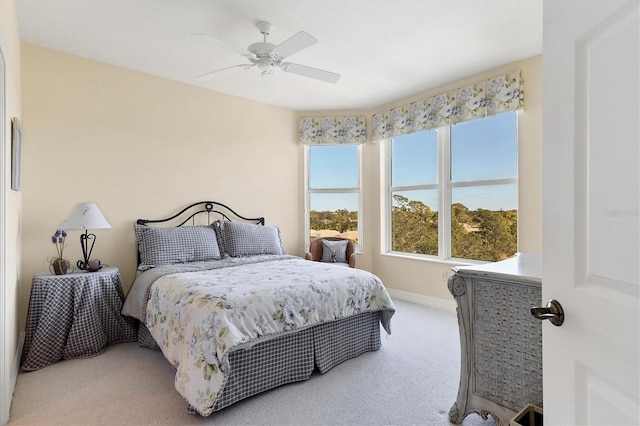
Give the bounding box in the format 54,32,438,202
121,201,396,416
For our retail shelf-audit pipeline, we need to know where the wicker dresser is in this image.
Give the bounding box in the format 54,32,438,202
447,253,542,426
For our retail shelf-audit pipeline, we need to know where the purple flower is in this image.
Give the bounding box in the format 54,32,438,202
50,229,67,260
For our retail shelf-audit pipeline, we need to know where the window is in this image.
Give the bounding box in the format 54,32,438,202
306,144,361,248
390,129,439,255
387,111,517,261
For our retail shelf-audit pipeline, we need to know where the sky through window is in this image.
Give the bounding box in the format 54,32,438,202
310,111,516,212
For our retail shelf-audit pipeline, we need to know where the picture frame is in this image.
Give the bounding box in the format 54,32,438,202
11,117,22,191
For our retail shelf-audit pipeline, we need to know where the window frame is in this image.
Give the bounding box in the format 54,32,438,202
384,112,518,262
304,144,363,252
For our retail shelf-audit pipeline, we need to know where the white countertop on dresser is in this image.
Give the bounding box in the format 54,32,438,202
451,252,541,284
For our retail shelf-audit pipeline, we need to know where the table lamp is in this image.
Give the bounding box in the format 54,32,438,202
59,202,111,271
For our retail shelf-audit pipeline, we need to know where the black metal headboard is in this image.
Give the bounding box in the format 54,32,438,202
136,201,265,227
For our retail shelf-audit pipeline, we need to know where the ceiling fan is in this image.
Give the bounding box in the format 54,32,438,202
193,21,340,84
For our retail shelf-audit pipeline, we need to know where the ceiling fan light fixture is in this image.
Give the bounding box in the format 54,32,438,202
257,59,275,77
257,59,274,71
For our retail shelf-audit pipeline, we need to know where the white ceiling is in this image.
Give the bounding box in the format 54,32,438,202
15,0,543,112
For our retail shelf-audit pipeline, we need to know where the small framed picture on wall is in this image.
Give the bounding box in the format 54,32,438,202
11,117,22,191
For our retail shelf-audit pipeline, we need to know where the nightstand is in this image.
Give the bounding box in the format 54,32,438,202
21,266,137,371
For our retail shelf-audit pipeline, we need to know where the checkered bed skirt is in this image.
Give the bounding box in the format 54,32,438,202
138,310,383,413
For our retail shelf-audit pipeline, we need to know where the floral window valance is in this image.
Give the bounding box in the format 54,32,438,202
299,116,366,145
371,70,523,143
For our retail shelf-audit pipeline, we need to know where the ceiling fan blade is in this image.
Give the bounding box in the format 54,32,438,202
191,33,256,59
281,62,340,84
272,31,317,58
195,63,255,81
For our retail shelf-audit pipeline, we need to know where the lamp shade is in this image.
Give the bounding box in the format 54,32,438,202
59,203,111,230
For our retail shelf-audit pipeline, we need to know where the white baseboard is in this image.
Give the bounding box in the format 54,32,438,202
386,288,456,313
10,332,24,397
1,332,23,425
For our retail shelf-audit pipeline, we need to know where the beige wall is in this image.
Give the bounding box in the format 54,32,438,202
20,44,300,329
300,55,542,302
0,0,22,421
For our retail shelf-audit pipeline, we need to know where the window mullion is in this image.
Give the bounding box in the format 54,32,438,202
304,146,311,251
380,139,393,252
383,140,392,253
356,144,363,251
450,177,517,188
439,126,452,260
309,188,360,194
389,184,438,192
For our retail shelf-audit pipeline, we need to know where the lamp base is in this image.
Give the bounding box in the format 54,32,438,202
78,231,102,272
78,259,102,272
88,259,102,272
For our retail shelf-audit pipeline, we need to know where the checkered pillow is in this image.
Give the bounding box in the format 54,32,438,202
217,221,285,257
212,221,229,259
135,224,221,270
321,239,349,263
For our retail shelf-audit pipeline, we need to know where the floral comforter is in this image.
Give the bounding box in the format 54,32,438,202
138,255,395,416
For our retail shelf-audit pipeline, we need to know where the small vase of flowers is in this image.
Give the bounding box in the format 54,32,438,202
49,229,71,275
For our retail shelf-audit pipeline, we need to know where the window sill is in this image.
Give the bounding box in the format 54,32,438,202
380,251,490,267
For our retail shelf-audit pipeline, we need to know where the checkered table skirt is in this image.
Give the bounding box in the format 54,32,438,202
21,266,137,371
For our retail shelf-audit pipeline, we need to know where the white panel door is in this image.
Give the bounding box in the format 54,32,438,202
542,0,639,424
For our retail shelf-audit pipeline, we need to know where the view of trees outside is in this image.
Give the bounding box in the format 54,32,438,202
309,209,358,244
450,201,517,261
391,195,438,256
311,195,517,262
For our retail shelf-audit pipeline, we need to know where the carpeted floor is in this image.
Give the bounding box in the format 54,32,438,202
8,298,496,426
